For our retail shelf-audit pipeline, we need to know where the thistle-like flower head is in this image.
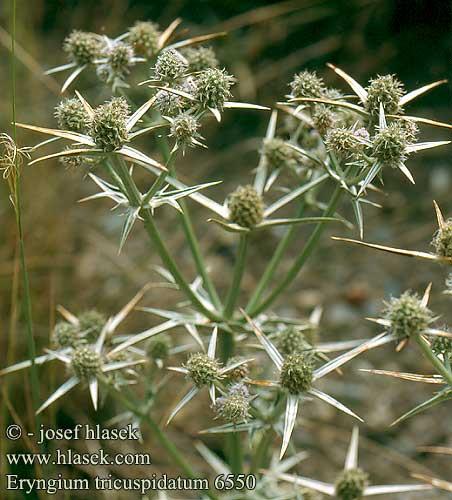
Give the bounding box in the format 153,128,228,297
169,113,201,150
63,30,103,66
372,122,410,168
78,309,106,342
227,185,265,228
154,48,188,82
195,68,235,110
289,70,326,99
225,356,249,382
276,326,311,356
71,346,102,381
183,46,219,72
185,352,222,387
279,353,314,394
147,337,171,362
312,104,336,135
383,291,434,340
90,97,130,151
365,74,405,116
335,468,369,500
431,334,452,359
262,138,300,170
325,126,366,159
107,42,135,75
214,383,250,423
432,218,452,258
54,98,90,133
53,321,83,349
128,21,160,57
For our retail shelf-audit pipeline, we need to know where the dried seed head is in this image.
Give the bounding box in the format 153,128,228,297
279,353,313,394
53,321,83,349
54,98,90,133
228,185,264,228
325,127,366,159
71,346,102,381
78,309,106,342
63,30,103,65
90,97,130,151
276,326,311,356
128,21,160,57
365,74,405,116
262,138,299,170
214,383,250,423
106,42,135,76
289,70,326,99
312,104,336,135
432,219,452,258
147,337,171,361
154,48,187,82
183,46,219,72
384,291,433,340
372,122,409,168
194,68,235,110
335,468,369,500
170,113,201,148
185,353,222,387
225,357,249,382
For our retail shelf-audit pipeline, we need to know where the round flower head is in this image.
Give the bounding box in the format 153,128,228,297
214,383,250,423
54,98,90,133
289,70,326,99
432,219,452,258
227,185,264,228
312,104,336,136
262,138,299,171
383,291,433,340
276,326,311,356
431,334,452,359
325,127,365,159
63,30,103,65
365,74,405,116
71,346,102,381
371,122,409,168
169,113,201,148
195,68,235,110
335,468,369,500
128,21,160,57
147,337,171,362
225,357,249,382
59,149,85,169
106,42,135,78
183,46,219,72
90,97,130,152
154,48,187,82
78,309,106,342
53,321,82,349
185,352,222,387
279,353,313,394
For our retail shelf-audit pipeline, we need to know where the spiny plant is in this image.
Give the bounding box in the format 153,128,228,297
2,15,452,499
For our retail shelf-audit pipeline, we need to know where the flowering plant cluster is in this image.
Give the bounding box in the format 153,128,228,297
3,16,452,499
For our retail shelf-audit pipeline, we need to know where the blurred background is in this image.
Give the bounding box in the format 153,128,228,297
1,0,451,498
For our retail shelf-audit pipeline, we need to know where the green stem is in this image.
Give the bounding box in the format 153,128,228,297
224,235,249,319
142,213,221,321
109,156,221,321
246,202,305,313
157,135,222,310
413,334,452,386
250,429,273,474
248,184,342,316
9,0,41,442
